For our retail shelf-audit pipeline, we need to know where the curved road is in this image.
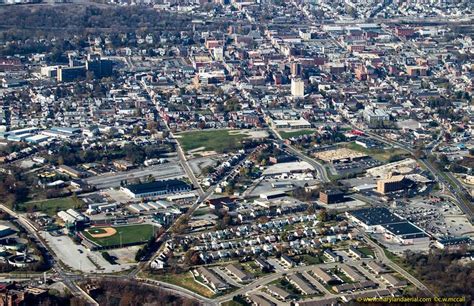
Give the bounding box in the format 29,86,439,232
362,234,434,296
360,129,474,220
264,118,330,183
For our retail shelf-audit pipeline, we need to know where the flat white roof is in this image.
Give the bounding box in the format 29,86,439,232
263,161,314,176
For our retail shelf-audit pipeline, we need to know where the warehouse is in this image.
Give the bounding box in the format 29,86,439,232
121,179,191,198
348,207,403,231
0,225,16,238
381,222,428,244
347,208,428,245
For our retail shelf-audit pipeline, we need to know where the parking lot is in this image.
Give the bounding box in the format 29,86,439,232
41,231,135,273
392,197,474,238
331,157,382,176
86,162,185,189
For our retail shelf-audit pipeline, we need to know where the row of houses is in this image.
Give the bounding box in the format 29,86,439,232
194,267,230,292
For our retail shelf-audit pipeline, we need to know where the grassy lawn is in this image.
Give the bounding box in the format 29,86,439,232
176,129,248,153
358,247,375,258
242,261,268,277
193,208,210,217
343,142,409,162
383,249,417,276
297,254,322,265
333,269,355,284
82,224,155,247
150,272,215,298
279,129,315,139
222,301,247,306
18,197,83,216
384,249,399,262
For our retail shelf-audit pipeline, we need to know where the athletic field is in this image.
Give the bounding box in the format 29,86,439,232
82,224,155,247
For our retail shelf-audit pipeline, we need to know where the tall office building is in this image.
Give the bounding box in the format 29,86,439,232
85,54,113,79
291,78,305,98
291,62,302,77
57,66,86,82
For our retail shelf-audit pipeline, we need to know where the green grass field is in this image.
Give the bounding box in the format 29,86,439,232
144,271,215,298
358,246,375,258
89,228,107,235
176,129,248,153
343,142,409,162
19,197,83,216
82,224,155,247
279,129,315,139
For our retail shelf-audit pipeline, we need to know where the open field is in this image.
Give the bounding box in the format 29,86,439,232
358,246,375,258
279,129,315,139
343,142,409,162
222,301,245,306
176,129,248,153
146,272,215,298
82,224,155,247
18,197,83,216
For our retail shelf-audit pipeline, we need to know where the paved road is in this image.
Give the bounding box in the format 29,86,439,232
360,129,474,220
214,253,430,304
132,277,217,306
214,262,340,303
263,118,330,183
284,143,330,182
362,234,434,296
0,204,99,305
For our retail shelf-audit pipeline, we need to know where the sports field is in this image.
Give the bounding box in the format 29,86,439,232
82,224,155,247
176,129,248,153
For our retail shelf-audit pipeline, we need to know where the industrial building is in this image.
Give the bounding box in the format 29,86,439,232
57,209,89,228
434,237,472,251
121,179,191,198
86,203,118,215
0,225,16,238
128,201,174,213
347,208,429,245
319,189,345,204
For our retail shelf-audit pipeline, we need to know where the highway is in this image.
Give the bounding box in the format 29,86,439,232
359,129,474,220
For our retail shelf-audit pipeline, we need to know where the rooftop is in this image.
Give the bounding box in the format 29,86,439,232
350,207,403,226
125,179,190,195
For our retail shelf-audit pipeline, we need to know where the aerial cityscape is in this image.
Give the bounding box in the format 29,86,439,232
0,0,472,305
